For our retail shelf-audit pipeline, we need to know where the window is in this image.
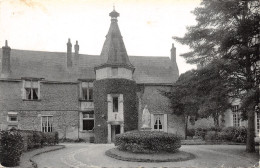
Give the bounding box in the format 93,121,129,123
24,80,39,100
232,105,240,127
256,112,260,135
112,67,118,76
41,116,53,132
81,82,93,101
154,115,163,131
113,97,119,112
82,112,94,131
7,112,18,122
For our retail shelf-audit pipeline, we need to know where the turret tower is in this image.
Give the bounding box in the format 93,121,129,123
93,8,138,143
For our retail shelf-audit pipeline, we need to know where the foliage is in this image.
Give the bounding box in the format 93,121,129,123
205,131,218,141
173,0,259,152
0,130,24,167
186,128,195,137
194,128,207,140
162,59,233,128
19,130,58,150
115,131,181,153
44,132,59,145
94,78,138,143
218,126,247,143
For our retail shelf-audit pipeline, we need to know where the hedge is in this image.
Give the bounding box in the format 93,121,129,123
0,130,24,167
217,126,247,143
0,130,59,167
115,131,181,153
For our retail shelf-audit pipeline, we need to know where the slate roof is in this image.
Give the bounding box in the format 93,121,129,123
0,48,179,84
98,9,134,70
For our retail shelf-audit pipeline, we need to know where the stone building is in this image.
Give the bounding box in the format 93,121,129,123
0,9,184,143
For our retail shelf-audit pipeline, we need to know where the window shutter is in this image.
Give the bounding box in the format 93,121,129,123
163,114,168,132
151,114,154,131
119,94,123,113
107,94,112,114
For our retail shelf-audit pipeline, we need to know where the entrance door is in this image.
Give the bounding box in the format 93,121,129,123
111,125,121,142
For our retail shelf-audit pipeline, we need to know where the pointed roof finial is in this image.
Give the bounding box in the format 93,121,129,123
109,5,119,20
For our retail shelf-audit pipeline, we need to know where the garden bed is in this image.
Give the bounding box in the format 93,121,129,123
105,148,195,162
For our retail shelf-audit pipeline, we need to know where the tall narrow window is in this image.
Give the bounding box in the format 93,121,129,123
42,116,53,132
154,115,163,131
24,80,39,100
81,82,93,101
232,105,240,127
256,112,260,135
113,97,119,112
82,112,94,131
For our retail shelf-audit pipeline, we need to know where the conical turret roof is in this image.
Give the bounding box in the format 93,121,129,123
97,8,134,71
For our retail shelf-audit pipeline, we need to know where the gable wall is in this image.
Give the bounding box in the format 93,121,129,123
137,85,185,137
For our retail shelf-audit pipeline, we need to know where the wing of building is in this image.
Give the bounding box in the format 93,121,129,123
0,9,184,143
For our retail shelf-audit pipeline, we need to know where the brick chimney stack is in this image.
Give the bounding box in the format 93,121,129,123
67,38,72,68
1,40,11,77
74,40,79,55
170,43,176,62
74,40,79,66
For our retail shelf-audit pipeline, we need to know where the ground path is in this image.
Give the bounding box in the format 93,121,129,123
33,143,259,168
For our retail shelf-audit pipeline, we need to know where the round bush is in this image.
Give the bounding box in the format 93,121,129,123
0,130,23,167
115,131,181,153
218,126,247,143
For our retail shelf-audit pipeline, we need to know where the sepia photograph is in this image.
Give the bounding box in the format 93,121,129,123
0,0,259,167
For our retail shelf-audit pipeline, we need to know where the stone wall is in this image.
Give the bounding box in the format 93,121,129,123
0,80,80,139
137,85,185,137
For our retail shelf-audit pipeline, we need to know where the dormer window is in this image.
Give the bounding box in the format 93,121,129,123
23,80,40,100
80,82,93,101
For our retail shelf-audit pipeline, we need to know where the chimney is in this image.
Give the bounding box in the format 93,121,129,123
170,43,176,62
74,40,79,64
67,38,72,68
170,43,179,77
74,40,79,55
1,40,11,76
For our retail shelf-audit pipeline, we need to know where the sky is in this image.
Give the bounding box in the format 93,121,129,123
0,0,201,74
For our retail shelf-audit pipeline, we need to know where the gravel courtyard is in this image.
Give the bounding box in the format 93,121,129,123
32,143,259,168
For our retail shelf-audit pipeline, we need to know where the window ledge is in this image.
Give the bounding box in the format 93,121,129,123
7,121,18,124
79,99,93,102
80,130,94,133
22,99,41,101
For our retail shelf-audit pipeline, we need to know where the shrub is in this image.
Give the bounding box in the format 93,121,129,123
218,126,247,143
115,131,181,153
44,132,58,145
0,130,24,167
186,128,195,137
205,131,217,141
33,131,43,148
207,126,221,132
195,128,207,140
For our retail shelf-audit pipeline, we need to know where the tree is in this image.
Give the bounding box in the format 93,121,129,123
174,0,259,152
162,59,233,139
195,59,233,127
162,70,200,139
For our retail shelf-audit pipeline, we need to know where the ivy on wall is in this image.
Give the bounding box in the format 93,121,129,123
93,78,138,143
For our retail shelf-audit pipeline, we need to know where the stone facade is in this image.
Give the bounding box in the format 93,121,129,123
0,9,184,142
